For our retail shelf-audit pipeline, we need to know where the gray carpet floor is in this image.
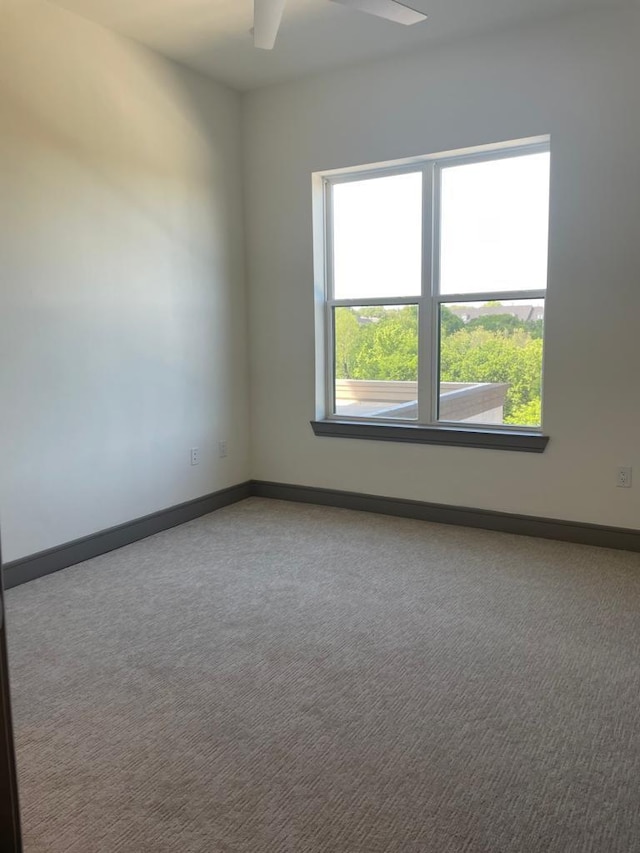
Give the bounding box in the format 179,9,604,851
5,497,640,852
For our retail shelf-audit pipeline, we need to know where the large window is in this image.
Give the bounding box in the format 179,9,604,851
315,139,551,448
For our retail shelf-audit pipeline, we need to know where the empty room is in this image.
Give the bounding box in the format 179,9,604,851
1,0,640,850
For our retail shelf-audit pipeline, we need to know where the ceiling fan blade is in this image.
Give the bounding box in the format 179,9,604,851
329,0,427,26
254,0,287,50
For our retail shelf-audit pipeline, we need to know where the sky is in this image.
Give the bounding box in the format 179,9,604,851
332,151,550,303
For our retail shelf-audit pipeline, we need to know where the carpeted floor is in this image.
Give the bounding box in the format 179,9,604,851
5,497,640,852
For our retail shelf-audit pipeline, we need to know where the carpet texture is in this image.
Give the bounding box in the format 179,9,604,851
5,497,640,852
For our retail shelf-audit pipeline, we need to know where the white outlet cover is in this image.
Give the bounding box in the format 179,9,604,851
616,466,632,487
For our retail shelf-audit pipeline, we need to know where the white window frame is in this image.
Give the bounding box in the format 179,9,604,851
316,136,550,434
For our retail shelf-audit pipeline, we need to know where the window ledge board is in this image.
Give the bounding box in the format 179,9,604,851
310,420,549,452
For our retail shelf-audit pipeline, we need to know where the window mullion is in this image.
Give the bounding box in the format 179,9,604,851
331,296,417,308
430,162,443,424
418,164,435,425
434,289,547,304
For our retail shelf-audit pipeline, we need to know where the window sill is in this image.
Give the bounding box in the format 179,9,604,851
310,420,549,453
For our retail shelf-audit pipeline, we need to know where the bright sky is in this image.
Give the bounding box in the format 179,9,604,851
332,152,550,302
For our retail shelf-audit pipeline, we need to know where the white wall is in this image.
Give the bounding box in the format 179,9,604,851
244,9,640,529
0,0,249,561
2,4,639,562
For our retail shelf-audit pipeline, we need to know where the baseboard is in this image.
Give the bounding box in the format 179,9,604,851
250,480,640,553
5,478,639,589
3,482,252,590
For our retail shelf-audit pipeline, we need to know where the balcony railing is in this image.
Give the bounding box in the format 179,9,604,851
335,380,509,424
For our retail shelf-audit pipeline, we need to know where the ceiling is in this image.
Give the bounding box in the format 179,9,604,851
51,0,627,90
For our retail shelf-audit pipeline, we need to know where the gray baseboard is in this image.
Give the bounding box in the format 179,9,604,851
4,478,639,589
3,482,252,590
251,480,640,553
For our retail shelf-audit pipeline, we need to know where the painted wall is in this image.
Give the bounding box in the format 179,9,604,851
0,0,249,561
243,9,640,528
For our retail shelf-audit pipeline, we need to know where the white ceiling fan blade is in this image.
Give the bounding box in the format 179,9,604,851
254,0,287,50
329,0,427,26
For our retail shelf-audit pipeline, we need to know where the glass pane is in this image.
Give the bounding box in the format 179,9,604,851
438,300,544,427
334,305,418,420
439,152,550,295
332,172,422,300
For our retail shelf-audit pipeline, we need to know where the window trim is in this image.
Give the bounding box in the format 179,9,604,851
313,136,551,450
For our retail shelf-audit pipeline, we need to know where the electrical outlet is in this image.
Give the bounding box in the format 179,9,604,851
190,447,200,466
617,466,632,488
218,440,228,459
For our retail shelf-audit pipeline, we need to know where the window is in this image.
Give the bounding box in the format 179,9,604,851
312,139,551,452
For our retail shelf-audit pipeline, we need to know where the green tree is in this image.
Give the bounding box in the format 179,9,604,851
440,328,543,424
524,318,544,339
352,306,418,381
505,398,541,426
466,314,526,335
334,308,361,379
441,305,465,337
356,305,388,320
